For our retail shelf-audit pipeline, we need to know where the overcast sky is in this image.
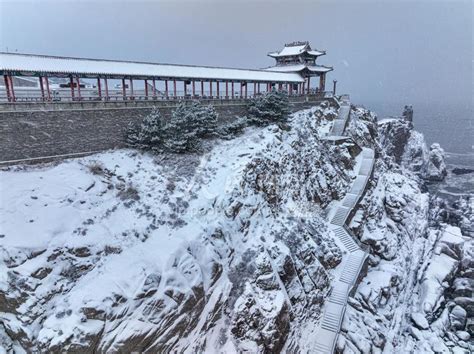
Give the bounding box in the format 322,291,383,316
0,0,472,108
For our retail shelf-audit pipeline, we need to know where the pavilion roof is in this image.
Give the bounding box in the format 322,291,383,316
268,42,326,58
0,52,305,83
264,64,333,73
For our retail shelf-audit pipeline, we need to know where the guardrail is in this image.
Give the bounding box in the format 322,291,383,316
0,89,334,104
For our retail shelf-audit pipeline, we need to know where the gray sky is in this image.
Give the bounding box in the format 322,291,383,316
0,0,472,107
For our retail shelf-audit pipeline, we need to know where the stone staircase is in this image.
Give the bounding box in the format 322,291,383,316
313,98,375,354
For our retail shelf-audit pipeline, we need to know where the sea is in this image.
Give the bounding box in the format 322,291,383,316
365,100,473,204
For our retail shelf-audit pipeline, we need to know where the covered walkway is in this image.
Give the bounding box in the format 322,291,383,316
0,52,315,103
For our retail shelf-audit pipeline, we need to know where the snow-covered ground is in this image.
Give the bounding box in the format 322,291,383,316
1,103,471,352
1,103,352,352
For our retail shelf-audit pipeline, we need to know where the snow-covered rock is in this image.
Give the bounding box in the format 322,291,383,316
0,104,354,352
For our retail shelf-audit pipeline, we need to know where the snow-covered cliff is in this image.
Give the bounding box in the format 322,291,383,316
0,102,471,353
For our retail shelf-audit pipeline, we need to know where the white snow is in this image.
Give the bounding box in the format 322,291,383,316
0,52,304,83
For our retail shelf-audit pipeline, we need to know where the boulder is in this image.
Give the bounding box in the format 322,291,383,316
411,312,429,330
449,305,467,330
423,143,447,182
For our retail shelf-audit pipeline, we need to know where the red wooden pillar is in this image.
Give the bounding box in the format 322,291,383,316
76,77,81,100
231,81,234,99
39,76,45,101
45,77,51,101
216,81,220,98
201,80,204,97
225,81,228,98
4,75,11,102
240,82,243,98
10,76,15,102
173,79,177,97
97,78,102,99
278,83,282,91
184,81,187,97
70,77,75,100
307,77,311,94
144,79,148,98
192,80,195,97
209,81,213,97
289,83,293,95
253,82,256,97
152,78,156,98
104,78,109,100
244,82,247,99
122,78,126,100
165,80,169,98
257,83,260,94
129,79,134,99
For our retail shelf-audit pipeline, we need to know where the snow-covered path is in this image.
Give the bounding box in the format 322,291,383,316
312,99,376,354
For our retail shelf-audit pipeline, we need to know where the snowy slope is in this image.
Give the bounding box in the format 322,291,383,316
1,102,357,352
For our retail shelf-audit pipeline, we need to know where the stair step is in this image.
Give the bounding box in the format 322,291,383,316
359,159,373,176
342,193,359,208
330,207,350,226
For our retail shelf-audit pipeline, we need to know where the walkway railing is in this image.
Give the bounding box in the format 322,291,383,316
0,88,334,104
314,98,375,354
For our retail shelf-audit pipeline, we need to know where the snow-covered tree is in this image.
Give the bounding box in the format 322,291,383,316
247,90,290,127
127,102,219,154
126,107,165,152
163,101,219,153
218,116,249,139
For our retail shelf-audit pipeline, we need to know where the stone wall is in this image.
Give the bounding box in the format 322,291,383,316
0,97,331,164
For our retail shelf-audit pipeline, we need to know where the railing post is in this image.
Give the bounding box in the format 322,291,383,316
129,79,134,100
104,77,109,101
122,78,126,100
70,77,75,100
39,76,45,101
76,77,81,100
97,78,102,99
45,76,51,101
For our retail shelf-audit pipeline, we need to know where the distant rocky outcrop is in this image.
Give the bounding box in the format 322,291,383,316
378,107,447,182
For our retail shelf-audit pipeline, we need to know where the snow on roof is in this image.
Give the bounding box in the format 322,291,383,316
264,64,333,73
268,43,326,58
0,52,304,83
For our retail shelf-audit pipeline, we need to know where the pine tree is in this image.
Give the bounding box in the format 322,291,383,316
247,90,290,126
126,107,165,151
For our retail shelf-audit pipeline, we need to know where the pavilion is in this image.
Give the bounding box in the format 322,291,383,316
0,42,333,102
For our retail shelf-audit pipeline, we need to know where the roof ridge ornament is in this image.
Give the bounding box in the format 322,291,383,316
284,41,309,47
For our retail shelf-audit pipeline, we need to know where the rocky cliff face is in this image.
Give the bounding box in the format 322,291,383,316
0,103,470,353
337,107,472,353
0,103,352,352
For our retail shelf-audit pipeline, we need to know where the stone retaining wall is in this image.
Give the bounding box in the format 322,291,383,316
0,97,329,164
